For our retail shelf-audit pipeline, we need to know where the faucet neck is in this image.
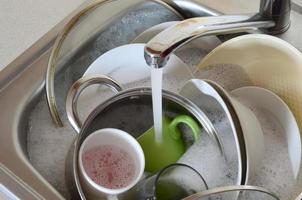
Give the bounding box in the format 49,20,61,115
259,0,291,34
144,15,274,68
144,0,291,68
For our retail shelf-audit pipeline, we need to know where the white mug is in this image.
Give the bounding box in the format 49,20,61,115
78,128,145,199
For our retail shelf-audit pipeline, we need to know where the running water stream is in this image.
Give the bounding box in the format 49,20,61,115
151,68,163,143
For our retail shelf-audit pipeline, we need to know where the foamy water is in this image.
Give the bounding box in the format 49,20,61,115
195,63,253,91
28,95,76,198
179,111,239,188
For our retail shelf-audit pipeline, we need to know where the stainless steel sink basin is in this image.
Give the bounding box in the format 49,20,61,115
1,0,302,199
0,0,194,199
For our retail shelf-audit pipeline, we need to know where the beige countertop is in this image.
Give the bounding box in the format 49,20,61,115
0,0,86,70
0,0,300,70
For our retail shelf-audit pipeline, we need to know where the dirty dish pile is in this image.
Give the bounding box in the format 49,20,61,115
27,0,301,197
62,40,287,199
76,43,233,185
64,72,222,199
67,76,286,199
62,31,302,199
196,34,302,199
33,9,301,198
65,74,281,199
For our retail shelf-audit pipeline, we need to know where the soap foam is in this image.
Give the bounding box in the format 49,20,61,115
28,95,76,198
195,63,253,90
179,110,239,188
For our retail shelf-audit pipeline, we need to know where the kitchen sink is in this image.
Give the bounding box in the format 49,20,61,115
1,0,302,199
0,1,185,199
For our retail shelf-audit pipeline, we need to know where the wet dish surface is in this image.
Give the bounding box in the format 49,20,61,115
197,34,302,199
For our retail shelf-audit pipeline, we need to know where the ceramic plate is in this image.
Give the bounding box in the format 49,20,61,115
232,86,301,178
83,43,192,88
230,87,302,199
78,43,193,120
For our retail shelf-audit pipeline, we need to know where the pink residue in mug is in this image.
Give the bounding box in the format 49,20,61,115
82,145,136,189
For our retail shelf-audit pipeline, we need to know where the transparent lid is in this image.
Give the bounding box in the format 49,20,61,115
46,0,182,126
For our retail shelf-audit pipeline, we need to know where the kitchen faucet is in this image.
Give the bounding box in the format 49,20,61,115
144,0,291,68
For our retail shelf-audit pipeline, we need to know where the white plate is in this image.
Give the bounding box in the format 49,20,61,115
78,43,193,120
231,86,301,178
83,43,192,87
230,86,301,199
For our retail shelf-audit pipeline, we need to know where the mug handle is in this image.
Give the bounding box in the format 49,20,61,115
168,115,201,141
66,74,123,133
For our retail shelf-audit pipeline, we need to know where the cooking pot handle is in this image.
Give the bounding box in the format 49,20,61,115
66,74,123,133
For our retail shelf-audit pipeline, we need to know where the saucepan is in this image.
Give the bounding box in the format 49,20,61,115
64,74,221,199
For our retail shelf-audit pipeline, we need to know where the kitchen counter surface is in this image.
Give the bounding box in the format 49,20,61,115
0,0,86,70
1,0,301,70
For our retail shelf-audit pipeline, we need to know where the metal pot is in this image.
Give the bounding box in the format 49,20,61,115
64,74,221,199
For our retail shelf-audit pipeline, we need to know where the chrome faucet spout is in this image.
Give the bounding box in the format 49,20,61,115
144,15,275,68
145,0,291,68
